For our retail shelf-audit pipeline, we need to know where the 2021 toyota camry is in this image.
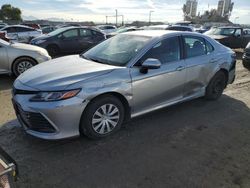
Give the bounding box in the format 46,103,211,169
12,30,236,140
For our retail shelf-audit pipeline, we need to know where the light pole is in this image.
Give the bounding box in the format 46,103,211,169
115,9,118,27
234,16,239,24
149,10,154,26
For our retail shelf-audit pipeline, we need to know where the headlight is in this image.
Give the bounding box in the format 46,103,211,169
35,39,46,44
30,89,81,102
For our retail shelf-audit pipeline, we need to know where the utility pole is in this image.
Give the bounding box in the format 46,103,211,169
149,10,154,26
115,9,118,27
106,16,108,24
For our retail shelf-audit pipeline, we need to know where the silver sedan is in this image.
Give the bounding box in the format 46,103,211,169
12,30,236,140
0,39,51,76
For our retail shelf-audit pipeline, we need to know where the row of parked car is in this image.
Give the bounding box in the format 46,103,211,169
1,22,250,77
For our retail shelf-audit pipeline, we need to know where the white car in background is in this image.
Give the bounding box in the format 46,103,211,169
0,25,42,43
96,25,117,34
0,39,51,76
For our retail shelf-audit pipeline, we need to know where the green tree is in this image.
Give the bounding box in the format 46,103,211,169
0,4,22,21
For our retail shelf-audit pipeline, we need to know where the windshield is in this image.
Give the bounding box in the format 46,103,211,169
47,27,69,36
0,39,9,45
205,28,236,36
82,34,151,66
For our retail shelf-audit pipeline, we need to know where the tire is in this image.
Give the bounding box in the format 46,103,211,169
243,60,250,70
46,44,60,57
205,71,227,100
80,95,125,139
12,57,37,77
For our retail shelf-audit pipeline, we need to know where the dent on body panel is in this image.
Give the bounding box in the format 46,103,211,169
83,69,133,105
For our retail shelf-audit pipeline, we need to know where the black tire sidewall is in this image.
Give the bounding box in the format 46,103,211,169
205,71,226,100
80,95,125,139
13,57,36,77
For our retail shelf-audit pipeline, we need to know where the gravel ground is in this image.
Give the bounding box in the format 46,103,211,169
0,53,250,188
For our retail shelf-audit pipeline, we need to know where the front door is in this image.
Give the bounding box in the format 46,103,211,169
57,28,79,53
130,36,187,116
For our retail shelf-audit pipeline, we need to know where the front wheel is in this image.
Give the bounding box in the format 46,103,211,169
205,71,227,100
80,95,125,139
243,60,250,70
12,57,37,77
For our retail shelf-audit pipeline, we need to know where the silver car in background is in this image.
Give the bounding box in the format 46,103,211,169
0,39,51,76
12,30,236,140
0,25,42,43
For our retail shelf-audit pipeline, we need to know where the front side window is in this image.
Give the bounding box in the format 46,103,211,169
138,36,181,65
184,36,206,58
205,40,214,54
234,29,242,36
61,29,78,38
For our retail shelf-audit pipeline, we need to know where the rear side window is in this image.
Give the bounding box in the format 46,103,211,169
139,36,181,64
205,40,214,54
184,36,206,58
79,29,92,37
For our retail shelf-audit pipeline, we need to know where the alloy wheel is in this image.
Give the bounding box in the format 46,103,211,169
91,104,120,135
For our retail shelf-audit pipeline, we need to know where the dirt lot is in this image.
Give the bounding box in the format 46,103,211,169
0,53,250,188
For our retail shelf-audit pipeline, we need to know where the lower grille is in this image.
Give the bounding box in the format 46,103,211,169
15,104,56,133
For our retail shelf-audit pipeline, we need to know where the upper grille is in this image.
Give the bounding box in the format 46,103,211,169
12,88,38,95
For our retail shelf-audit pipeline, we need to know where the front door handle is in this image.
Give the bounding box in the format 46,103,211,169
176,66,185,71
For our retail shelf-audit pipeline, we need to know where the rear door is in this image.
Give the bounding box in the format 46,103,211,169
78,28,96,52
182,35,215,97
130,36,187,115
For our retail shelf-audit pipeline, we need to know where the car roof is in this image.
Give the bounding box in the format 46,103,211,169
2,25,35,29
218,26,241,29
122,30,182,37
122,30,210,39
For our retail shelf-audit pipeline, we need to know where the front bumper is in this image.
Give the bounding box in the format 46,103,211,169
243,52,250,63
35,55,51,64
12,90,88,140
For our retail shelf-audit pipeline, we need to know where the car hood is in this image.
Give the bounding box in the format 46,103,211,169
10,42,46,52
16,55,120,91
206,34,227,40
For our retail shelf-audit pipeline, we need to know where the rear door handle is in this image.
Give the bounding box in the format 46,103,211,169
176,66,185,71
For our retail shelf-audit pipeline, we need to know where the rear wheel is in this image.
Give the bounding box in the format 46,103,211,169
12,57,37,77
46,44,60,57
205,71,227,100
80,95,125,139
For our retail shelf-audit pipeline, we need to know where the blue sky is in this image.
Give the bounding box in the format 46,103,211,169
1,0,250,24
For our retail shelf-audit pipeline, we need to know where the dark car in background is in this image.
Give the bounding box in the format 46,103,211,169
166,25,194,32
243,42,250,70
42,26,56,34
205,26,250,49
30,26,106,56
106,26,138,38
22,23,41,30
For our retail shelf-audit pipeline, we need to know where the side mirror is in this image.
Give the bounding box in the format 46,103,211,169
140,58,161,74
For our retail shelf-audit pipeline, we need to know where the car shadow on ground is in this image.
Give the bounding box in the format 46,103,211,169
0,75,15,91
1,94,250,188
